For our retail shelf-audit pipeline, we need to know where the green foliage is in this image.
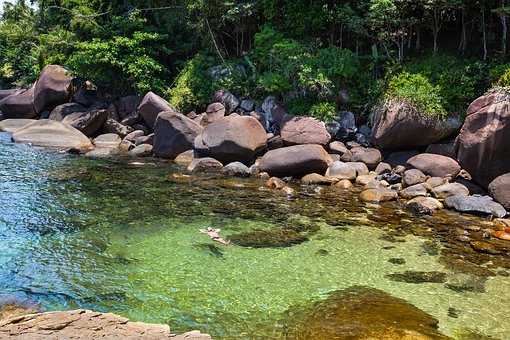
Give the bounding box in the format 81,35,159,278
309,101,338,122
490,63,510,87
386,72,447,118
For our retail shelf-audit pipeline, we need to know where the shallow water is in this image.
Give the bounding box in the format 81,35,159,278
1,132,509,339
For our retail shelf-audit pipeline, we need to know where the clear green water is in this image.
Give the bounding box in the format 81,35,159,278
1,132,509,339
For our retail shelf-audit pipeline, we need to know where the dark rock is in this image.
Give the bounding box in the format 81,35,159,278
281,116,331,146
267,135,284,150
121,112,141,126
455,178,486,196
388,258,406,265
0,87,36,119
406,197,443,215
61,109,108,137
72,80,101,107
385,150,420,167
137,92,177,128
259,144,331,177
386,271,447,283
134,134,154,146
445,195,507,218
124,130,145,143
229,228,309,248
0,89,22,101
194,115,267,164
326,111,357,141
103,119,134,138
426,141,456,158
49,103,87,121
455,90,510,186
407,153,461,178
212,90,240,114
371,99,461,149
153,112,203,159
239,99,254,112
260,96,288,133
489,173,510,210
115,95,141,120
33,65,72,113
377,173,402,185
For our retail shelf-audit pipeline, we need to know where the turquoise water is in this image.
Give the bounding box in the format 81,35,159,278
1,132,509,339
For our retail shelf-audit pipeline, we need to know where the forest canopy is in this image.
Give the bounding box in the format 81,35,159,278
1,0,510,119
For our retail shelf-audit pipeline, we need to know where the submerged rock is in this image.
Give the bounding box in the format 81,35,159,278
284,286,447,339
406,197,443,215
386,271,447,284
229,228,309,248
0,119,36,133
445,195,507,218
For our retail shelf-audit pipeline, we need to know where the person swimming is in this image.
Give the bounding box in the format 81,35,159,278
199,227,231,245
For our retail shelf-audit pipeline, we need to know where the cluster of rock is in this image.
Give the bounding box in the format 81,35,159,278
1,65,509,224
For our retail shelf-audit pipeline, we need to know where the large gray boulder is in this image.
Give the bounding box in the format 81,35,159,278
137,92,177,128
371,99,461,149
12,119,93,151
259,144,332,177
153,112,203,159
33,65,73,113
194,115,267,164
0,87,36,119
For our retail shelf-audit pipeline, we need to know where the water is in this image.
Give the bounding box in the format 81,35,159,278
1,132,509,339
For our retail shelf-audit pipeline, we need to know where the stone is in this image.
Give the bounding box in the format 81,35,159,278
280,116,331,146
329,141,349,157
267,135,284,150
348,162,369,177
385,150,420,167
386,271,447,284
33,65,72,113
371,99,461,149
49,103,87,121
153,112,203,159
301,173,334,185
403,169,427,187
360,188,398,203
204,102,226,124
406,197,443,215
222,162,250,177
195,115,267,164
187,157,223,173
0,88,22,101
61,109,108,137
134,134,154,146
0,309,211,340
138,91,177,128
426,177,447,188
266,177,286,190
174,150,195,166
103,119,134,137
124,130,145,142
455,90,510,186
260,96,288,133
426,141,455,158
350,147,382,170
84,147,119,158
0,119,36,133
115,95,141,120
377,173,402,185
355,174,377,186
259,144,331,177
93,133,121,148
334,179,353,189
407,153,461,178
239,99,254,112
121,112,141,126
212,90,240,114
364,179,385,190
375,162,392,175
432,183,469,199
12,119,92,151
0,87,36,119
399,184,428,199
445,195,507,218
326,161,357,180
128,144,153,157
326,111,357,141
71,80,101,108
488,173,510,210
285,286,447,339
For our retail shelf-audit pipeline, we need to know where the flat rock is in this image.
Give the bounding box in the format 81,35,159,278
0,309,211,340
432,183,469,199
12,120,92,151
93,133,121,148
399,184,428,199
49,103,87,121
62,109,108,137
445,195,507,218
0,119,36,133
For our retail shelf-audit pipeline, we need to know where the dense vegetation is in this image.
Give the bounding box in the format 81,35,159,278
1,0,510,120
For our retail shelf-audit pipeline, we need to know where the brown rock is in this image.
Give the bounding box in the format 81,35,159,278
259,144,331,177
360,188,398,203
334,179,353,189
266,177,286,190
103,119,134,138
187,157,223,173
204,102,226,124
49,103,87,121
356,174,377,186
350,147,382,169
407,153,461,178
407,197,443,215
399,184,428,199
326,161,357,180
432,183,469,199
488,173,510,210
138,92,177,128
153,112,203,159
0,86,36,119
281,116,331,146
33,65,72,113
61,109,108,137
302,173,334,185
403,169,427,187
375,162,392,175
174,150,195,166
0,119,36,133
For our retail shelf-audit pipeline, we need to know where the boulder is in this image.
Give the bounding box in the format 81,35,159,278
222,162,251,177
266,177,287,190
326,161,357,180
407,197,443,215
128,144,153,157
355,174,377,186
259,144,331,177
33,65,72,113
326,111,357,141
124,130,145,143
0,87,36,119
375,162,392,175
432,183,469,199
489,173,510,210
281,116,331,146
445,195,507,218
187,157,223,173
239,99,254,112
12,119,92,151
348,162,370,177
137,92,177,128
329,141,351,161
371,99,461,149
0,119,36,133
0,89,22,101
204,103,226,124
260,96,288,132
153,112,203,159
102,119,134,137
93,133,121,148
49,103,87,121
134,134,154,146
212,90,240,114
455,90,510,186
85,147,119,158
334,179,353,189
71,80,101,108
115,95,141,120
61,109,108,137
403,169,427,187
426,141,455,158
174,150,195,166
360,188,398,203
399,184,428,199
194,115,267,164
407,153,461,178
426,177,447,188
350,147,382,170
302,173,335,185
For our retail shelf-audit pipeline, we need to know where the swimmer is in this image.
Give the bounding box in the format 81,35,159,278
200,227,231,245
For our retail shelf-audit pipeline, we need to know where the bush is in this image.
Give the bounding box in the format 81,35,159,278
386,72,447,118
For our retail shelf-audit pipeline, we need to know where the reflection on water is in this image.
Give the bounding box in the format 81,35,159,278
1,132,510,339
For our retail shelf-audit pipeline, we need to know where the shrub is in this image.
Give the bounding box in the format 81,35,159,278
386,72,447,118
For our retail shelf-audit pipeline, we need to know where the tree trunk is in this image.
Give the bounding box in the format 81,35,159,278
501,0,508,55
416,27,421,51
433,9,440,54
482,6,488,60
459,7,467,53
